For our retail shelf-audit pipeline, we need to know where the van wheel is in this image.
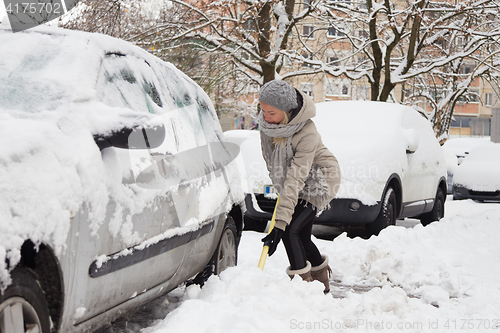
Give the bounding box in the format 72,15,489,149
0,267,51,333
189,216,238,286
420,188,445,226
368,187,396,236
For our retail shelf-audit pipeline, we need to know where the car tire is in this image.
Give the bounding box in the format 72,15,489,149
189,216,238,286
420,188,445,226
212,216,238,276
368,187,397,236
0,267,51,333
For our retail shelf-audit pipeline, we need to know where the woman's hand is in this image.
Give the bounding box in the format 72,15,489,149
261,227,284,256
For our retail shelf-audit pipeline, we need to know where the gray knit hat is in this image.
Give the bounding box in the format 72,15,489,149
259,80,298,112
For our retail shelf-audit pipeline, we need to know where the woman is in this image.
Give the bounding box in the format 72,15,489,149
259,80,341,294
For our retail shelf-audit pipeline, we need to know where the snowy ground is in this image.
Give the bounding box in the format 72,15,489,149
99,197,500,333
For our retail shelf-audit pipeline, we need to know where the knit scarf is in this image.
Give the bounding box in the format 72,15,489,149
259,112,305,194
258,112,331,211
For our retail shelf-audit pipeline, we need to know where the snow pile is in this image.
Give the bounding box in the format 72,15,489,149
145,200,500,333
452,143,500,191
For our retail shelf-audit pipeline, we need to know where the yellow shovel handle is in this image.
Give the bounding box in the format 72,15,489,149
258,195,280,270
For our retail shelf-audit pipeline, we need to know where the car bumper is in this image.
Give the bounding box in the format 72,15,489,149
243,194,273,232
243,194,381,231
453,185,500,201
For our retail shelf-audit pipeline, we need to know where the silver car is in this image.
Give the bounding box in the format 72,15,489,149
0,26,244,332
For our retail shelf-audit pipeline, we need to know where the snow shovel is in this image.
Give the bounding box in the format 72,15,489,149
258,195,280,270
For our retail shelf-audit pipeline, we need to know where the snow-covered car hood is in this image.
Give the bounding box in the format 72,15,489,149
452,143,500,191
227,101,445,205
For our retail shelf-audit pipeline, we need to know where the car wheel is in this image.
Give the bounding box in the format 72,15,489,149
368,187,396,236
420,188,445,226
0,267,51,333
213,216,238,275
189,216,238,286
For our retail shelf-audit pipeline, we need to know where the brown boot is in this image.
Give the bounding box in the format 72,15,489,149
286,261,313,282
311,255,332,294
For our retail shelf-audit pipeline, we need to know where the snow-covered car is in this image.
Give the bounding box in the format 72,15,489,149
452,143,500,201
225,101,447,236
441,138,493,194
442,137,494,165
0,26,245,333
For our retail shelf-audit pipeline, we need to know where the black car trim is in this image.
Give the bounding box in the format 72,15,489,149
453,184,500,201
89,220,215,278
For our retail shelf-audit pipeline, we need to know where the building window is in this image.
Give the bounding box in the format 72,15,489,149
241,52,257,62
327,0,352,7
470,89,480,103
328,57,339,64
326,79,350,96
303,25,315,39
304,0,311,9
485,93,492,106
358,30,369,38
328,27,345,37
302,83,313,97
302,53,314,68
461,64,475,74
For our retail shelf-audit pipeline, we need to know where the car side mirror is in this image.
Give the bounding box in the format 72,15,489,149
94,124,166,150
406,142,418,154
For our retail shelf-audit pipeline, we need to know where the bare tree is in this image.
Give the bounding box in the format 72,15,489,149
129,0,319,86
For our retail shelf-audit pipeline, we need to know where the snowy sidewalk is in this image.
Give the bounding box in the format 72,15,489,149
144,199,500,333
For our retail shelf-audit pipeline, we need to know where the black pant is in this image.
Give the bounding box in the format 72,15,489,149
282,201,323,270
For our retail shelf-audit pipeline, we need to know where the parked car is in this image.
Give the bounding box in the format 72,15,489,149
452,143,500,201
441,138,493,194
442,137,493,165
225,101,447,236
0,26,244,333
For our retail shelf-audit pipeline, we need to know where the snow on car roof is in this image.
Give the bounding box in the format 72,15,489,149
452,143,500,191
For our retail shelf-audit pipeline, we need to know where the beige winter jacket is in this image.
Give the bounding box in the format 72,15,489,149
268,91,341,231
